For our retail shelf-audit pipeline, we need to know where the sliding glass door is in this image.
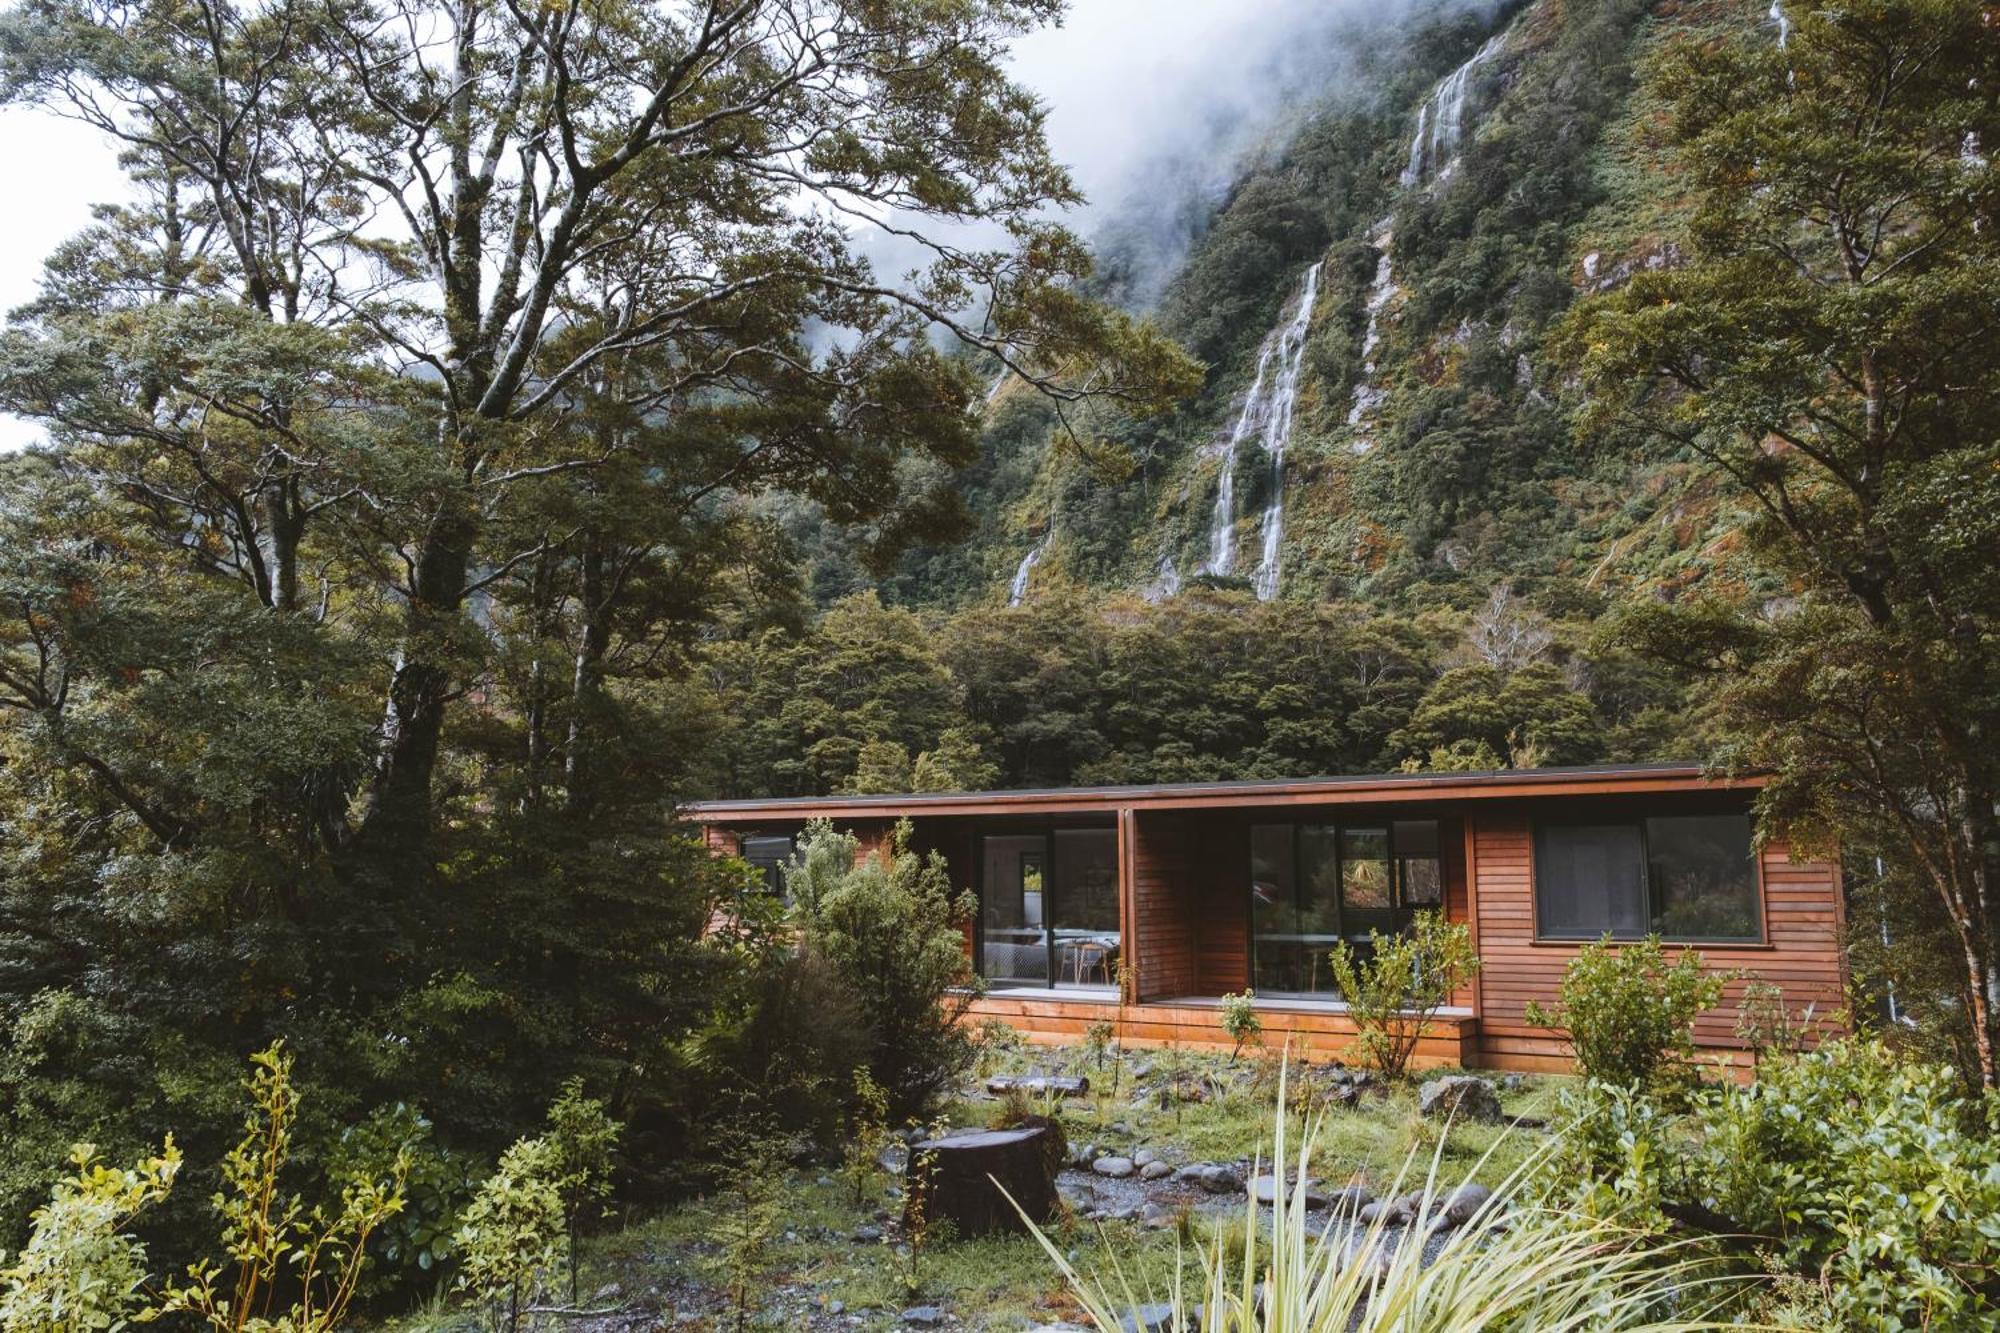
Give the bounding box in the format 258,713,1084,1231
1249,819,1445,997
979,827,1118,990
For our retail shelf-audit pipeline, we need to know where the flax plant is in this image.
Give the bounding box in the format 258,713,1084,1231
1016,1062,1777,1332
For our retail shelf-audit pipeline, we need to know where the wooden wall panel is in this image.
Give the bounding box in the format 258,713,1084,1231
1470,809,1846,1067
1131,811,1197,1001
1194,813,1251,995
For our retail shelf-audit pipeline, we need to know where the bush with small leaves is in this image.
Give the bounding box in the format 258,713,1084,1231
1327,912,1480,1081
1219,991,1262,1061
454,1137,566,1333
0,1141,180,1333
1526,935,1724,1094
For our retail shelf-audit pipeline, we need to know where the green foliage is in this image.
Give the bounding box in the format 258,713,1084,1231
1217,993,1261,1062
839,1070,892,1210
1325,911,1480,1081
160,1044,406,1333
327,1106,479,1296
1556,1041,2000,1331
541,1082,619,1304
706,1130,789,1333
1021,1061,1745,1332
1525,936,1724,1093
1561,0,2000,1083
0,1141,179,1333
789,820,978,1122
453,1138,566,1333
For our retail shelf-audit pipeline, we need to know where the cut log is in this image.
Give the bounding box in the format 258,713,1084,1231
904,1122,1063,1238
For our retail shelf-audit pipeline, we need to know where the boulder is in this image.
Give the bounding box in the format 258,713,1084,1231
1418,1075,1503,1124
1252,1175,1329,1209
1196,1164,1245,1195
1139,1159,1173,1181
1427,1183,1494,1234
1093,1156,1136,1178
904,1125,1061,1238
1323,1184,1374,1216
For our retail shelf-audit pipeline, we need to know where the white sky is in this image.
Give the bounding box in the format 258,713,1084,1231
0,0,1352,451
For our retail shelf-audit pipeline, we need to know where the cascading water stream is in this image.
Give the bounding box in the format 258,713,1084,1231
1249,262,1323,600
1008,533,1048,606
1202,264,1322,587
1346,219,1397,454
1400,34,1504,187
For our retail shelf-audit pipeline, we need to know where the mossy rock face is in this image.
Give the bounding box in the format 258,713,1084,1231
905,1123,1061,1238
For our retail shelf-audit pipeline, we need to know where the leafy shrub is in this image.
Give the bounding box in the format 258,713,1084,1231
1554,1040,2000,1331
0,1141,180,1333
160,1044,407,1333
543,1080,619,1303
788,819,978,1121
1733,978,1823,1064
1218,992,1261,1061
1326,911,1480,1081
1525,935,1724,1092
454,1136,566,1333
329,1104,480,1297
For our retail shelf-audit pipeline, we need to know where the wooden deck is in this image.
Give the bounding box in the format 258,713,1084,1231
966,991,1480,1068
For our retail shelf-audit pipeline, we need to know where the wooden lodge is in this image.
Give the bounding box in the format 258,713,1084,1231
687,764,1845,1072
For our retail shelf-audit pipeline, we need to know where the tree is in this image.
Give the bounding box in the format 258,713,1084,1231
0,0,1196,1226
1559,0,2000,1083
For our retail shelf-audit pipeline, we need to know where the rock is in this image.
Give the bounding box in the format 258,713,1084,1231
852,1224,883,1243
904,1125,1062,1238
1252,1175,1329,1209
589,1282,622,1303
1418,1075,1503,1124
1071,1141,1098,1167
1140,1200,1177,1228
878,1143,910,1174
900,1306,947,1327
1501,1074,1524,1093
1133,1148,1158,1168
1323,1185,1374,1216
1093,1156,1136,1178
987,1075,1088,1098
1139,1160,1172,1181
1196,1164,1244,1195
827,1300,844,1315
1340,1228,1401,1279
1119,1303,1177,1333
1427,1183,1494,1235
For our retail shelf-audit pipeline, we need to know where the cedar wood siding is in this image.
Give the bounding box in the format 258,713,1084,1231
1469,806,1847,1071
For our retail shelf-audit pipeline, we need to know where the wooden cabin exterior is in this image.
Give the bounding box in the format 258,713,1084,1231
687,764,1845,1073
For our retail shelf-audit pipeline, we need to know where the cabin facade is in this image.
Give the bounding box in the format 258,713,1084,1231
687,764,1845,1072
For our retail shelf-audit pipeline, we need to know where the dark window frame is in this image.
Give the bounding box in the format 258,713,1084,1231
1532,813,1764,945
972,820,1119,991
1247,818,1447,997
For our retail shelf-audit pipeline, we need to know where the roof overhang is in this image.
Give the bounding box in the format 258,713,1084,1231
683,763,1765,824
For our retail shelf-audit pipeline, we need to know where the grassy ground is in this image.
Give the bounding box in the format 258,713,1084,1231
403,1043,1568,1333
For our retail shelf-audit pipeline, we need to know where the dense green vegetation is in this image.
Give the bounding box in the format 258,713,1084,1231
0,0,1995,1327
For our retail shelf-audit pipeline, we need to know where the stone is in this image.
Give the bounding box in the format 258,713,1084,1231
1252,1175,1329,1209
852,1224,883,1243
1340,1229,1400,1279
1197,1164,1244,1195
877,1144,909,1175
900,1306,947,1327
1133,1147,1158,1168
827,1301,844,1316
1071,1141,1098,1167
1323,1185,1374,1215
1119,1303,1177,1333
1418,1075,1503,1124
1139,1160,1172,1181
904,1124,1063,1238
1093,1156,1136,1178
1427,1183,1494,1234
1140,1200,1177,1228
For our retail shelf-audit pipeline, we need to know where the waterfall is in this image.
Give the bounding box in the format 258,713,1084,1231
1345,221,1397,454
1769,0,1790,48
984,367,1008,404
1007,534,1047,606
1247,262,1323,600
1203,264,1322,585
1400,33,1505,187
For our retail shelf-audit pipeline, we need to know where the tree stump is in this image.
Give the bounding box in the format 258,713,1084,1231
904,1121,1063,1238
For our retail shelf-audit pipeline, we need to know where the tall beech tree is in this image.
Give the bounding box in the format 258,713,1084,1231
1561,0,2000,1081
0,0,1195,1223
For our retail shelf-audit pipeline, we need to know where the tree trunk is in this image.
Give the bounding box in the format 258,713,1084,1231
904,1123,1064,1238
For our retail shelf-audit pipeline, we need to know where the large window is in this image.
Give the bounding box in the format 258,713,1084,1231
738,834,795,894
1534,813,1761,942
980,828,1118,990
1250,820,1445,996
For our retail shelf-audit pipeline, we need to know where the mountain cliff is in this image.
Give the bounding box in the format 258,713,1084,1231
801,0,1788,622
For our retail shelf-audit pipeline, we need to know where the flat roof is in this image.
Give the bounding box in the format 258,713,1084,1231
684,762,1762,823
